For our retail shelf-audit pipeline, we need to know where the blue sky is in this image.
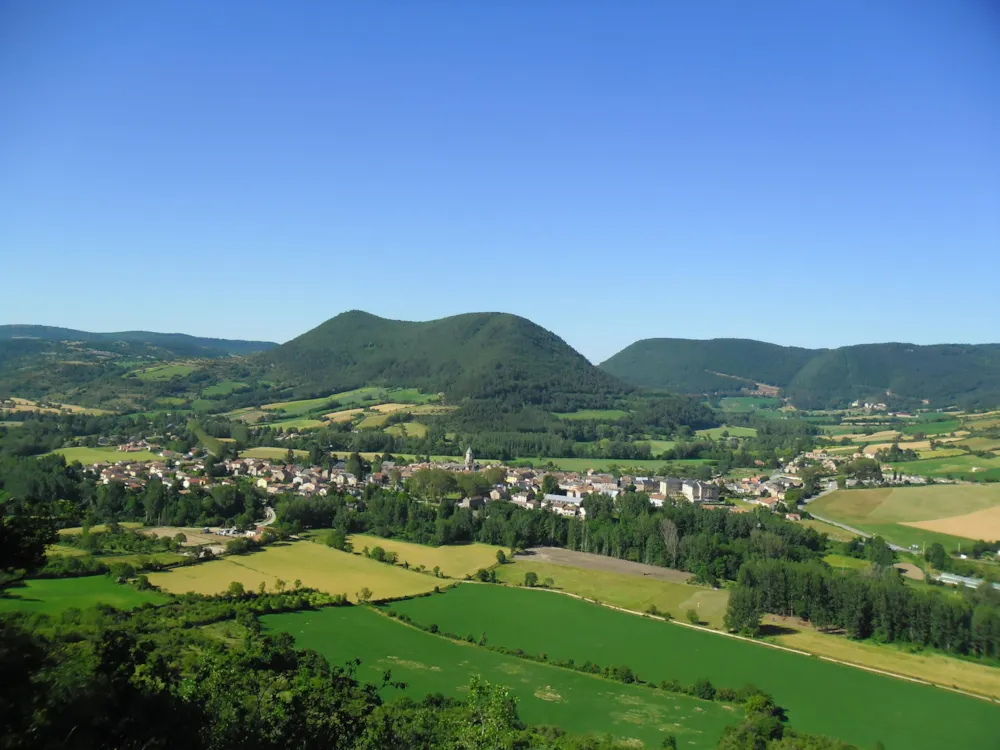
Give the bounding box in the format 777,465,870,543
2,1,998,362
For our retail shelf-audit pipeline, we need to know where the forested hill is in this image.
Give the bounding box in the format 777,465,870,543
257,310,627,408
0,325,277,357
601,338,1000,409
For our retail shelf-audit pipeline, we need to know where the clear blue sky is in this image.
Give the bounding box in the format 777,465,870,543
2,1,998,362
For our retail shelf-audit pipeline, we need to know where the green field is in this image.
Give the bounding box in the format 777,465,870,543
95,552,188,568
51,446,160,464
0,576,167,614
262,395,342,415
263,606,735,749
202,380,249,397
494,560,729,628
553,409,629,421
155,397,189,406
718,397,783,412
822,554,872,571
885,453,1000,481
901,419,962,436
188,419,223,454
531,457,710,473
809,485,1000,548
641,439,677,454
347,534,503,578
388,585,1000,750
357,413,389,429
132,363,197,381
262,417,326,431
385,421,428,438
148,541,440,601
240,447,309,461
695,426,758,439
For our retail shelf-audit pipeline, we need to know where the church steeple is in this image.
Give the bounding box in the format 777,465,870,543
465,445,474,470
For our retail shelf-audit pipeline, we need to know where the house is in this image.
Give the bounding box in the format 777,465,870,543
682,480,718,503
648,493,668,507
659,477,683,496
459,496,486,510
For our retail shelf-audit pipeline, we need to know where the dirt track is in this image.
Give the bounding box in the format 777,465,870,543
518,547,693,583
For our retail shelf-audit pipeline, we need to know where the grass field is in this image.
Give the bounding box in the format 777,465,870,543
766,617,1000,699
240,447,309,460
132,363,197,381
261,417,326,431
494,560,729,628
347,534,503,578
901,419,962,436
202,380,248,397
695,426,758,439
885,453,1000,481
809,485,1000,547
553,409,629,421
51,446,161,464
263,606,735,749
0,576,167,614
532,457,709,472
385,421,428,438
389,585,1000,750
642,439,677,454
188,419,223,454
798,519,857,542
261,395,340,415
357,414,390,429
147,541,440,601
5,396,111,415
58,522,143,535
822,554,872,571
95,552,188,568
718,397,783,412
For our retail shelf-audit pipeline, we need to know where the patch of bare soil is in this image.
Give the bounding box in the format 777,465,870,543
894,563,926,580
519,547,693,583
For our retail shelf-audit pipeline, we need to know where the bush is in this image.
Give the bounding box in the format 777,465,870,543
686,609,700,625
691,678,716,701
524,571,538,587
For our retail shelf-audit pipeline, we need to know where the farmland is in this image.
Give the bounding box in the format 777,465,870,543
809,484,1000,547
884,453,1000,481
553,409,629,421
3,396,112,415
262,605,735,749
346,534,503,578
201,380,248,397
389,585,1000,750
131,363,197,381
0,576,167,614
240,446,308,460
695,425,758,439
147,541,441,600
51,446,161,463
385,421,428,438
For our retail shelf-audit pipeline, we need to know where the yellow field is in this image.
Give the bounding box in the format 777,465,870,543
324,408,363,422
862,436,965,456
148,541,439,601
811,484,1000,524
357,414,389,429
370,402,410,413
240,447,309,460
494,560,730,628
347,534,503,578
5,397,111,415
58,522,143,536
837,430,901,442
905,505,1000,540
385,422,428,438
798,519,856,542
767,617,1000,698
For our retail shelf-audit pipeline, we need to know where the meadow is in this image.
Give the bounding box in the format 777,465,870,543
385,421,428,438
188,419,223,454
240,447,308,460
201,380,248,397
553,409,629,421
5,396,111,415
494,560,729,628
884,453,1000,481
389,585,1000,750
346,534,503,578
132,363,197,381
809,485,1000,547
0,576,167,614
695,426,758,439
262,605,735,749
261,417,326,431
147,541,440,601
261,395,340,415
901,419,962,436
51,446,160,463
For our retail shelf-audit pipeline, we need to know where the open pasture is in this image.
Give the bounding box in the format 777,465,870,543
885,453,1000,481
809,485,1000,546
695,426,758,439
201,380,248,397
0,576,166,614
58,522,143,536
132,363,197,381
240,447,309,461
324,407,364,422
385,421,428,438
263,605,734,750
357,413,389,429
5,396,111,415
901,419,962,436
261,417,326,431
51,446,161,464
261,395,339,415
798,518,857,542
390,585,1000,750
494,559,728,628
553,409,629,421
147,541,439,601
347,534,503,578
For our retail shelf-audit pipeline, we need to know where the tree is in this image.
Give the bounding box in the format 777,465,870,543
496,549,507,565
524,571,538,588
347,452,366,480
0,491,59,590
661,518,679,568
457,676,521,750
357,587,373,603
686,609,700,625
540,474,561,496
285,447,295,464
661,736,678,750
724,587,762,636
227,580,246,597
925,542,948,571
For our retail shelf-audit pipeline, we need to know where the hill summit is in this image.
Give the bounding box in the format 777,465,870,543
258,311,626,408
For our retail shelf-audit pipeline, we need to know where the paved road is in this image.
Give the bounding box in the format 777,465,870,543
260,506,276,527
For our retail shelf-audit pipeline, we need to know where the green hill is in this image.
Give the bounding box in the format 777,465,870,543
257,311,626,408
601,338,1000,409
0,325,276,357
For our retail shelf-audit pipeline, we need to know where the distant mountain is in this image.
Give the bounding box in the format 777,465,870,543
0,325,277,357
601,338,1000,409
258,310,626,408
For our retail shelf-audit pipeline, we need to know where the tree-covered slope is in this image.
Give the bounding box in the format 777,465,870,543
601,338,1000,409
0,325,276,357
258,311,626,408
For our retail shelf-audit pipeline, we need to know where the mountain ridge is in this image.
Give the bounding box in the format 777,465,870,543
0,325,277,357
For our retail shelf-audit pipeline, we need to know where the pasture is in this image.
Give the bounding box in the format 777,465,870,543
5,397,111,415
357,413,389,429
885,453,1000,481
901,419,962,436
58,522,143,536
147,541,439,601
261,417,326,431
202,380,248,397
51,446,160,464
495,559,728,628
347,534,504,578
261,395,339,415
822,554,871,571
552,409,629,421
809,485,1000,547
0,576,167,614
132,363,197,381
263,605,734,749
798,518,856,542
389,585,1000,750
385,421,428,438
695,426,758,439
240,447,309,461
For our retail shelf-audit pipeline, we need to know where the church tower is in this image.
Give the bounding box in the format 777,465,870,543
465,446,474,470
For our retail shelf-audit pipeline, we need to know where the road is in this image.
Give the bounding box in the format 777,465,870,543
801,481,907,551
260,506,276,527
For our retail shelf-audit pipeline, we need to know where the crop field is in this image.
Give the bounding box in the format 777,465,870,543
766,617,1000,699
58,522,143,535
718,397,782,412
553,409,629,421
48,543,91,557
347,534,504,578
901,419,962,436
261,395,340,415
809,485,1000,547
906,505,1000,541
132,363,197,381
695,426,758,439
95,551,188,567
202,380,248,397
798,518,857,542
261,417,326,430
641,439,676,454
389,585,1000,750
822,554,871,571
357,413,390,429
262,606,735,749
147,541,440,600
0,576,167,614
385,421,428,438
884,453,1000,481
51,446,161,464
5,396,112,415
324,407,364,422
240,447,309,460
494,560,729,628
955,436,1000,452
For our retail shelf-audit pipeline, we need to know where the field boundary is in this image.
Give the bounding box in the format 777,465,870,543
471,581,1000,703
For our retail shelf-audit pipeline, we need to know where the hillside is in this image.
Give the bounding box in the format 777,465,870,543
601,338,1000,409
0,325,276,357
258,311,626,408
